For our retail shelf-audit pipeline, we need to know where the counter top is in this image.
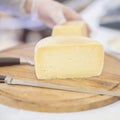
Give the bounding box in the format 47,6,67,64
0,102,120,120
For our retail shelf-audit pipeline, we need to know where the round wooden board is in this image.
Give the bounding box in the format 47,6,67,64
0,43,120,112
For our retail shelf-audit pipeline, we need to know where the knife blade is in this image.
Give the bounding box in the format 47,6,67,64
0,57,34,66
0,75,120,97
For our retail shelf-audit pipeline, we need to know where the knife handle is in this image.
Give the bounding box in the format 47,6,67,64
0,57,20,66
0,75,6,83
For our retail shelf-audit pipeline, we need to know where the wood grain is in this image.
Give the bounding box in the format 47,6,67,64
0,43,120,112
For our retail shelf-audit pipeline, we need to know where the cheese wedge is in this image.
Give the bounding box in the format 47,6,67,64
52,21,88,36
35,36,104,79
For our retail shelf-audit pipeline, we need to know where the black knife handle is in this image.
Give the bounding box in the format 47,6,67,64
0,57,20,66
0,75,6,83
0,75,6,80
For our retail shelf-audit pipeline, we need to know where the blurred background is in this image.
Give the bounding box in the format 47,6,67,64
0,0,120,58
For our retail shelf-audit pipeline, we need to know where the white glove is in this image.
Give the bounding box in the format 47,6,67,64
25,0,81,27
0,0,82,28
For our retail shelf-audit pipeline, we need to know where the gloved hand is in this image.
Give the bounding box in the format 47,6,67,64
25,0,81,27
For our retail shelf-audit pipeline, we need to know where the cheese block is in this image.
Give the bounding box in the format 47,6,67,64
52,21,88,37
35,36,104,79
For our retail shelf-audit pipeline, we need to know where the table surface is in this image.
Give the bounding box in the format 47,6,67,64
0,0,120,120
0,102,120,120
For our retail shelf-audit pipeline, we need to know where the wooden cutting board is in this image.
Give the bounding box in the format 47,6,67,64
0,43,120,112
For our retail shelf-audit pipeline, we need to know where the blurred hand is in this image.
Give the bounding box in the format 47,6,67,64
25,0,81,27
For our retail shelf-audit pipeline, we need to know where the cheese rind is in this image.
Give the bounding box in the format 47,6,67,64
35,36,104,79
52,21,88,36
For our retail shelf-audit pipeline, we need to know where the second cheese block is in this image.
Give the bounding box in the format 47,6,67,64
35,36,104,79
52,21,88,36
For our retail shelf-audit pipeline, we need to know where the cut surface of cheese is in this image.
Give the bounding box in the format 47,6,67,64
52,21,88,37
35,36,104,79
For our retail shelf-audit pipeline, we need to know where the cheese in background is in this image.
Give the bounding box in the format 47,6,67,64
35,36,104,79
52,21,88,37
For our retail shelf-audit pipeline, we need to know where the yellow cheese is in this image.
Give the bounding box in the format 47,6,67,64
35,36,104,79
52,21,88,37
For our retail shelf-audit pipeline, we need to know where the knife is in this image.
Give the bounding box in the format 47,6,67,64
0,57,34,66
0,75,120,97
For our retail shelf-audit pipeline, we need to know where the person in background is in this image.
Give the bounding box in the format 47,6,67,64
0,0,81,27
